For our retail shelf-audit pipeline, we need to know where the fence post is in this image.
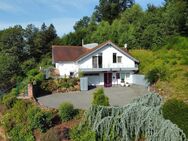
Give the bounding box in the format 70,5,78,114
28,83,34,98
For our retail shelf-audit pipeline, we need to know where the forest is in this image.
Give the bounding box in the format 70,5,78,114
1,0,188,95
0,0,188,140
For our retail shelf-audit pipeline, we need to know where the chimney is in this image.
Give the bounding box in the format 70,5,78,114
124,44,128,52
82,39,84,46
124,44,127,48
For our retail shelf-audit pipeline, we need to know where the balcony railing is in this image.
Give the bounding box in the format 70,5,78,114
79,67,138,72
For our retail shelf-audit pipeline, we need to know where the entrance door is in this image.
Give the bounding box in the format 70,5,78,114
104,72,112,87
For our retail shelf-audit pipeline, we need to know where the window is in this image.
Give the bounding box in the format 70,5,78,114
113,53,117,63
121,73,125,82
116,73,120,79
70,72,74,77
92,56,98,68
117,56,122,63
98,53,102,68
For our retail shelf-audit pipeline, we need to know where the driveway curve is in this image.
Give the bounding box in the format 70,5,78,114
37,85,149,109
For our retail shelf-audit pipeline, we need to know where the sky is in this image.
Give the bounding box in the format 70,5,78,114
0,0,164,36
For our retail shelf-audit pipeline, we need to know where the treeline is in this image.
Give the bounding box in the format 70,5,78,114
0,23,58,89
59,0,188,49
1,0,188,90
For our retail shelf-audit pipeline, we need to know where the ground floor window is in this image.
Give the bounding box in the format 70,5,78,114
120,73,125,82
116,73,120,79
70,72,74,77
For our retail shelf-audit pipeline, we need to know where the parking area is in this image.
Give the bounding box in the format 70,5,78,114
37,85,149,109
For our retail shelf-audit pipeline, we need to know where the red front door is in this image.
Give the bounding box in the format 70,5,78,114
104,72,112,87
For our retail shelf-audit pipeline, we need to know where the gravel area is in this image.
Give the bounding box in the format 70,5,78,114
37,85,149,109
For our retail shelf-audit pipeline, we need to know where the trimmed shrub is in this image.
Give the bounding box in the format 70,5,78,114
58,102,75,122
92,88,109,106
162,99,188,136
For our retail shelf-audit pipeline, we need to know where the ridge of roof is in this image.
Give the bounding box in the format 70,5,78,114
52,45,82,48
52,41,139,63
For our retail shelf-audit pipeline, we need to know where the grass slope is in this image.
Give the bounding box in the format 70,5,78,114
130,36,188,101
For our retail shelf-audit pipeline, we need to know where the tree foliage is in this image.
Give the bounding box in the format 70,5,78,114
79,93,187,141
93,0,135,23
162,99,188,136
58,102,75,122
0,23,57,90
60,0,188,49
92,88,109,106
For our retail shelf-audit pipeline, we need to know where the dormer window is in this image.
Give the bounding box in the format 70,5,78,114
113,53,117,63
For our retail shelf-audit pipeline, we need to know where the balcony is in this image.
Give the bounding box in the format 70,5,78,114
79,67,138,73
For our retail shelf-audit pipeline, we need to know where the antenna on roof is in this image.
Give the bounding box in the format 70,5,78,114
82,39,84,46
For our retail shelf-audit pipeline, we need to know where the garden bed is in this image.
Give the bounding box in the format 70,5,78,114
38,78,80,96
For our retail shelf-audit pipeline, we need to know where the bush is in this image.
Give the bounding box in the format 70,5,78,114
1,100,35,141
1,99,53,140
9,124,34,141
92,88,109,106
58,102,75,122
40,79,58,93
28,107,53,132
70,125,96,141
145,67,167,85
162,99,188,136
34,72,45,83
27,69,38,77
2,94,17,109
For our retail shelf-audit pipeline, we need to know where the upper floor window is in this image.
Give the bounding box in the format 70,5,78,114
92,56,98,68
113,53,117,63
117,56,122,63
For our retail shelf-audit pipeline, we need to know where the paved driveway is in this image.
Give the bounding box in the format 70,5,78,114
37,85,149,109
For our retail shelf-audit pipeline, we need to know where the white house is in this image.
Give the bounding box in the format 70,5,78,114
52,41,139,87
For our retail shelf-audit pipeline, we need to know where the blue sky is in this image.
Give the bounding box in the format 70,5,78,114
0,0,164,36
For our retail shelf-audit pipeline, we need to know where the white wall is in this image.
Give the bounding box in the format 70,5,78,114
87,72,134,86
131,74,149,87
56,62,78,77
78,45,135,69
56,44,136,78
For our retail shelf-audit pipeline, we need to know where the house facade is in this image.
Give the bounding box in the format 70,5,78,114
52,41,139,87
